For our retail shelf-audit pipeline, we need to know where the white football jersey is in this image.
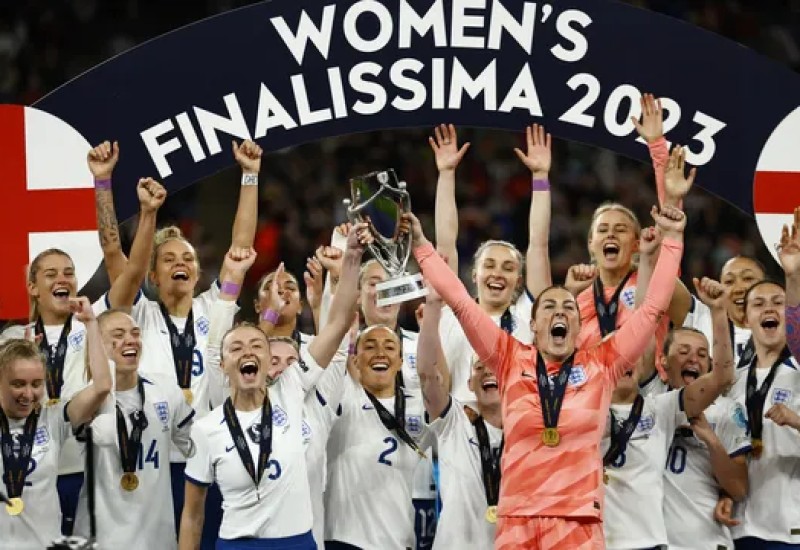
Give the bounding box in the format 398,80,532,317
663,396,751,550
602,390,684,550
324,375,431,549
729,357,800,543
2,296,108,477
0,402,71,550
682,297,752,364
185,362,313,540
131,283,235,461
440,291,533,406
427,398,500,550
73,377,194,549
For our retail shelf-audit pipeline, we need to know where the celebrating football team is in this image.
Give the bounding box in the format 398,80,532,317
3,94,800,550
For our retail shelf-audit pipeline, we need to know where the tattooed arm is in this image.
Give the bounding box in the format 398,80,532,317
88,141,128,282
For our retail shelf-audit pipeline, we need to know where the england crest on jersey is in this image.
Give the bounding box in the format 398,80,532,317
272,405,288,427
406,415,422,437
196,316,210,336
637,414,655,433
773,388,793,405
34,426,49,446
68,330,85,351
154,401,170,429
568,366,588,387
620,287,637,310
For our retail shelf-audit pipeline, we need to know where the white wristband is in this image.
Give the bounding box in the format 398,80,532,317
241,173,258,186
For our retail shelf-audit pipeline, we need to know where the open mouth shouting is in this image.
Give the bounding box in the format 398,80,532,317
120,347,139,362
485,280,507,295
550,321,568,345
239,359,260,383
370,362,390,373
680,365,700,386
52,287,71,302
171,269,190,281
481,377,499,392
603,242,620,262
760,315,780,335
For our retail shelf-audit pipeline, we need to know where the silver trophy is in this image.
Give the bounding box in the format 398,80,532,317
343,169,428,307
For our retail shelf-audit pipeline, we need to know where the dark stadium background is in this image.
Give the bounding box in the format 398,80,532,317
1,0,798,330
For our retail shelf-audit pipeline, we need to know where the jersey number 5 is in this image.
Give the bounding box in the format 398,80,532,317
378,436,398,466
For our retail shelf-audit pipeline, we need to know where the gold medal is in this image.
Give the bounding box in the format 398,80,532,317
183,388,193,405
46,398,60,407
485,505,498,524
752,439,763,459
120,472,139,492
542,427,560,447
6,497,23,516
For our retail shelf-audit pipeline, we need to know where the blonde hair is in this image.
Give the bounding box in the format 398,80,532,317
268,336,299,354
220,322,271,360
588,202,641,240
358,259,385,290
0,339,45,380
27,248,73,322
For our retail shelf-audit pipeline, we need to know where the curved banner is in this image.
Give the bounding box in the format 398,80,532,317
3,0,799,318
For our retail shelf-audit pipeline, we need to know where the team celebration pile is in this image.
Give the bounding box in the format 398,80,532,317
3,94,800,550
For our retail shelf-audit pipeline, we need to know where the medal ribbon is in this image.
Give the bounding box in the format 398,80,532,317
470,410,503,507
593,271,634,337
0,406,40,499
535,352,574,436
745,346,791,448
603,394,644,466
158,304,196,389
222,394,272,487
35,315,73,400
365,387,425,457
116,378,148,474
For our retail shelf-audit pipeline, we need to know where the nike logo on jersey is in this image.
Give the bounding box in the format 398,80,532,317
468,437,479,447
225,445,235,453
362,404,375,410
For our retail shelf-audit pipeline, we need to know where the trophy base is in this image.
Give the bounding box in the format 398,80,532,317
375,273,428,307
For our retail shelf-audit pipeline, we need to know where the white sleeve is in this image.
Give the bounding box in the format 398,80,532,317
514,290,534,329
639,373,668,397
0,324,26,344
196,280,240,316
184,423,213,486
426,397,461,440
294,345,325,394
170,385,196,459
318,228,348,331
205,300,237,409
718,400,751,457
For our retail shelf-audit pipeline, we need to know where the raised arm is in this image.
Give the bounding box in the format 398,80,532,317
416,286,450,419
408,213,506,373
682,277,734,418
605,206,684,381
687,413,748,500
304,256,324,334
514,124,553,298
779,207,800,359
88,141,127,282
65,298,113,428
429,124,470,273
632,93,669,206
308,223,372,368
219,140,262,283
106,178,166,310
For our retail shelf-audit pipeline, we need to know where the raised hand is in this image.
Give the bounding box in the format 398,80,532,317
232,140,262,174
69,296,96,324
137,177,167,213
335,222,353,238
315,245,344,283
638,226,662,258
664,145,696,205
304,256,324,311
714,496,739,527
401,212,427,246
778,206,800,276
87,141,120,180
631,93,663,144
651,204,687,238
564,264,598,296
693,276,727,310
222,247,257,278
428,124,470,172
268,262,290,314
514,124,552,179
346,222,374,254
687,413,715,444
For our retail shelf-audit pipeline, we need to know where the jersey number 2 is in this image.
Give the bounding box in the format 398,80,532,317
378,436,398,466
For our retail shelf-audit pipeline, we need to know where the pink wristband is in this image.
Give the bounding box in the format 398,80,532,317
531,178,550,191
94,178,112,190
348,343,356,356
261,309,280,324
220,281,241,295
